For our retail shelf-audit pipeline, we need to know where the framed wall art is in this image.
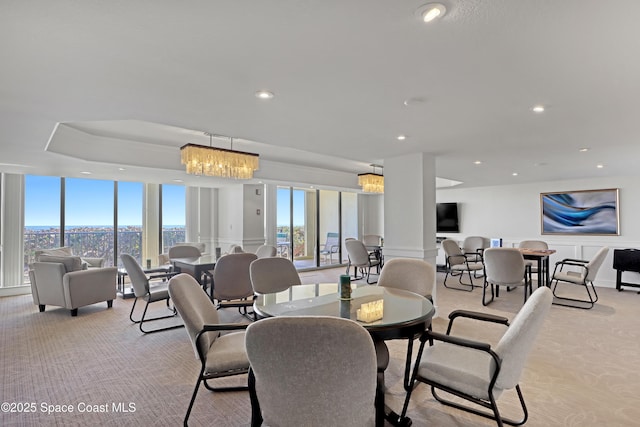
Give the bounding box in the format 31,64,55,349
540,188,619,235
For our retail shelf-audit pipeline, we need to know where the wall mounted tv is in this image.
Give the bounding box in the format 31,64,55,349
436,202,459,233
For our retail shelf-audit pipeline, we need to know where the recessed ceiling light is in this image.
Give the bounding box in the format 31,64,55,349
474,160,482,165
80,171,91,175
532,105,545,113
418,3,447,23
118,167,126,171
255,90,274,99
579,148,589,152
512,172,519,176
397,135,407,141
173,179,183,183
596,164,604,169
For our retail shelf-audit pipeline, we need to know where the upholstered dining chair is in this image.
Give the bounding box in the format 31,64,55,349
377,257,435,389
550,246,609,309
518,240,549,277
462,236,489,263
482,248,532,306
211,252,258,319
345,239,381,284
441,239,484,291
400,287,553,427
249,257,301,295
168,274,250,426
121,253,183,334
255,244,277,258
245,316,377,427
168,244,202,260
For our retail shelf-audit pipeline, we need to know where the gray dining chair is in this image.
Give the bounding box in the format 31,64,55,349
462,235,489,263
121,253,183,334
255,244,277,258
345,239,381,284
377,257,435,389
550,246,609,309
482,248,532,306
245,316,377,427
168,273,250,426
168,244,202,260
400,287,553,427
442,239,484,291
249,257,301,295
518,240,549,277
211,252,258,319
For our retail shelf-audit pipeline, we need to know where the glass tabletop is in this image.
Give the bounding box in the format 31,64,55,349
254,283,434,332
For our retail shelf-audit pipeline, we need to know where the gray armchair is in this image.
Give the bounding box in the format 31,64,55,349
34,246,105,269
550,246,609,309
168,273,250,426
401,287,553,426
29,256,117,316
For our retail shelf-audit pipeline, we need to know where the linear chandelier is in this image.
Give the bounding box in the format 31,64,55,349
181,133,259,179
358,164,384,193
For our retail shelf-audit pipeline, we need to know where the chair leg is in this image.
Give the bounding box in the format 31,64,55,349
249,369,263,427
130,298,184,333
39,304,45,312
482,280,496,306
183,373,203,427
443,269,475,292
551,279,598,309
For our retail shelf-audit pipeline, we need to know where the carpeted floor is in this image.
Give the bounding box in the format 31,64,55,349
1,268,639,426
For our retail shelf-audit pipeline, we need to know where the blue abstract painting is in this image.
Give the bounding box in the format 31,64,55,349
541,189,619,235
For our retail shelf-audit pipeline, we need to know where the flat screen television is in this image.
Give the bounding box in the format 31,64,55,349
436,202,459,233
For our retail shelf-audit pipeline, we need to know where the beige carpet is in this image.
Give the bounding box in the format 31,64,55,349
1,268,639,426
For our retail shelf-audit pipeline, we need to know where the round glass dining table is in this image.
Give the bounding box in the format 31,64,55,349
253,283,434,426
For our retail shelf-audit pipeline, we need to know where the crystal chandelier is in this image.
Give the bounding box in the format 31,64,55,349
358,164,384,193
181,133,259,179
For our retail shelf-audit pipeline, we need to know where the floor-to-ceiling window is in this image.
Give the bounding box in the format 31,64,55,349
117,181,144,265
161,184,186,253
23,175,62,279
64,178,115,265
318,190,339,267
275,186,358,269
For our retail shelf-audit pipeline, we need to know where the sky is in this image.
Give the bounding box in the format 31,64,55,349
277,188,306,226
24,176,186,227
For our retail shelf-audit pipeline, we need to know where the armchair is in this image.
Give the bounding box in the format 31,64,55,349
400,287,553,426
442,239,483,291
34,246,105,269
550,246,609,309
30,257,117,316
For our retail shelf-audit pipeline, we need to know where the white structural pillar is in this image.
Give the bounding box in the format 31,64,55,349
382,152,439,314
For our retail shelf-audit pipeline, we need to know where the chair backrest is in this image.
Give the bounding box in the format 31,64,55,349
212,252,258,300
174,242,206,254
250,257,301,294
363,234,382,246
228,244,244,254
168,273,221,359
378,258,435,299
345,239,370,266
585,246,609,282
322,232,339,249
255,245,277,258
518,240,548,250
494,287,552,390
245,316,377,427
120,254,149,297
462,236,488,253
442,239,465,266
168,245,202,259
483,248,526,286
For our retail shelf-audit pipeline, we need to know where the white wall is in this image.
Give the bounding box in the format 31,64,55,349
217,184,244,251
358,193,383,239
437,175,640,288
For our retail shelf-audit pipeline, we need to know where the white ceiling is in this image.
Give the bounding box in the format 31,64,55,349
2,1,640,190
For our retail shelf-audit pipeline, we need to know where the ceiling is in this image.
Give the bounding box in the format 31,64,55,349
2,1,640,190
